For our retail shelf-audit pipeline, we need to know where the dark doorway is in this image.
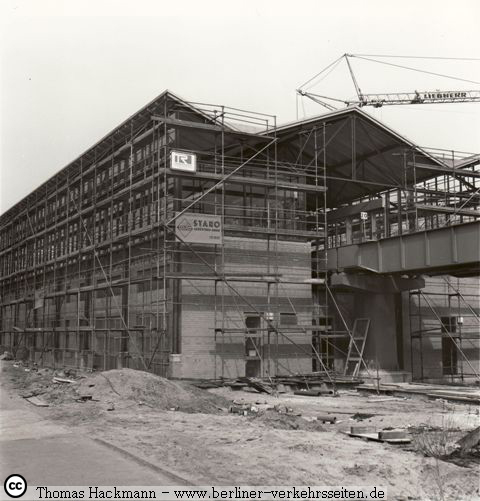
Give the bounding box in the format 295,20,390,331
441,316,458,376
442,337,458,375
245,314,262,377
245,359,261,377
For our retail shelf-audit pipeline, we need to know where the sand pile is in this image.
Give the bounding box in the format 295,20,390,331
33,368,230,414
249,409,325,431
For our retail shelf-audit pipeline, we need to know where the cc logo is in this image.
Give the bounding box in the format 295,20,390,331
4,474,27,498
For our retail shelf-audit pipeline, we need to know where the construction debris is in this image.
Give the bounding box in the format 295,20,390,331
52,377,76,384
294,389,321,397
366,397,404,403
357,382,480,405
232,378,274,394
352,412,376,421
25,396,49,407
293,388,335,397
456,426,480,455
76,395,94,402
249,409,325,432
229,404,259,416
378,430,409,440
317,415,337,424
350,425,374,434
190,380,224,390
346,427,411,444
1,358,479,500
199,375,360,395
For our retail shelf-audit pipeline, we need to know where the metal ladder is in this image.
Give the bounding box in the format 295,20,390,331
344,318,370,377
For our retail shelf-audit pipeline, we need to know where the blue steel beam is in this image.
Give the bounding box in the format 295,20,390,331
327,221,480,275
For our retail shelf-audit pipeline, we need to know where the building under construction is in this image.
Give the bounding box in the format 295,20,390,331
0,91,479,383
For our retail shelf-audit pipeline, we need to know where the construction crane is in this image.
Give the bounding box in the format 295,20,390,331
297,54,480,110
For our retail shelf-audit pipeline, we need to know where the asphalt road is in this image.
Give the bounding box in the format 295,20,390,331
0,384,183,487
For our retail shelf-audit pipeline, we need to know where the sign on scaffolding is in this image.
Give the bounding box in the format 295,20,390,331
175,213,223,244
170,151,197,173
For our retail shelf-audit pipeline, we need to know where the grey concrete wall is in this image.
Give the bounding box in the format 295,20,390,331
355,292,399,371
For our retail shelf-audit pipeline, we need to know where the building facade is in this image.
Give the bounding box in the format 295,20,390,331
1,91,479,381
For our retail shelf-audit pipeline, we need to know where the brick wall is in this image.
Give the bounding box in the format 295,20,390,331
178,237,314,379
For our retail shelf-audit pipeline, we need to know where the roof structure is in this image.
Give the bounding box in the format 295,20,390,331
1,90,474,220
272,106,448,206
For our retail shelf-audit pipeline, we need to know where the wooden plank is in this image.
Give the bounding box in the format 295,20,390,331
25,396,49,407
344,431,411,444
357,384,480,404
52,377,76,384
426,393,480,405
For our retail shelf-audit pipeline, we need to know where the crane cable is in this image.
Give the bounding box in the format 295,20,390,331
350,55,480,85
303,57,344,91
351,54,480,61
298,54,344,89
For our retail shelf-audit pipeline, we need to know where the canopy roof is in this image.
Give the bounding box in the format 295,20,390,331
272,107,447,207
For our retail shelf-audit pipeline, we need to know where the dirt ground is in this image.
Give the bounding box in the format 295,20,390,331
1,361,479,500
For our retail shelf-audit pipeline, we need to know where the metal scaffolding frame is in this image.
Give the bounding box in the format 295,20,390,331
1,93,478,382
409,277,480,382
325,147,480,249
0,93,336,379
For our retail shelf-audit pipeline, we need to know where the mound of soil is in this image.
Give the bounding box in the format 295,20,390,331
28,368,231,414
79,369,229,413
249,409,325,431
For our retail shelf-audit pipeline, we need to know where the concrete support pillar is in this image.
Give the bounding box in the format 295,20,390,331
330,272,425,379
345,217,353,245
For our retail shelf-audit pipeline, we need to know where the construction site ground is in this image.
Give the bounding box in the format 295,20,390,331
1,361,479,500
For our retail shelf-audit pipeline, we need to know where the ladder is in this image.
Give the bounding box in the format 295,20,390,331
343,318,370,377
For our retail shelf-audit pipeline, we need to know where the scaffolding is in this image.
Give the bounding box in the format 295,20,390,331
325,147,480,248
409,277,480,382
0,92,334,379
1,94,479,382
324,145,480,382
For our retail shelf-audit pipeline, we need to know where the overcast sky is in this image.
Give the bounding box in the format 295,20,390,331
1,0,479,213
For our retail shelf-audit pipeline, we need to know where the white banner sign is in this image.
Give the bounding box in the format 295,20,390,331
170,151,197,172
175,213,223,244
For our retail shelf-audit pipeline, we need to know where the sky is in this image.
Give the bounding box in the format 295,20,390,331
1,0,479,213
